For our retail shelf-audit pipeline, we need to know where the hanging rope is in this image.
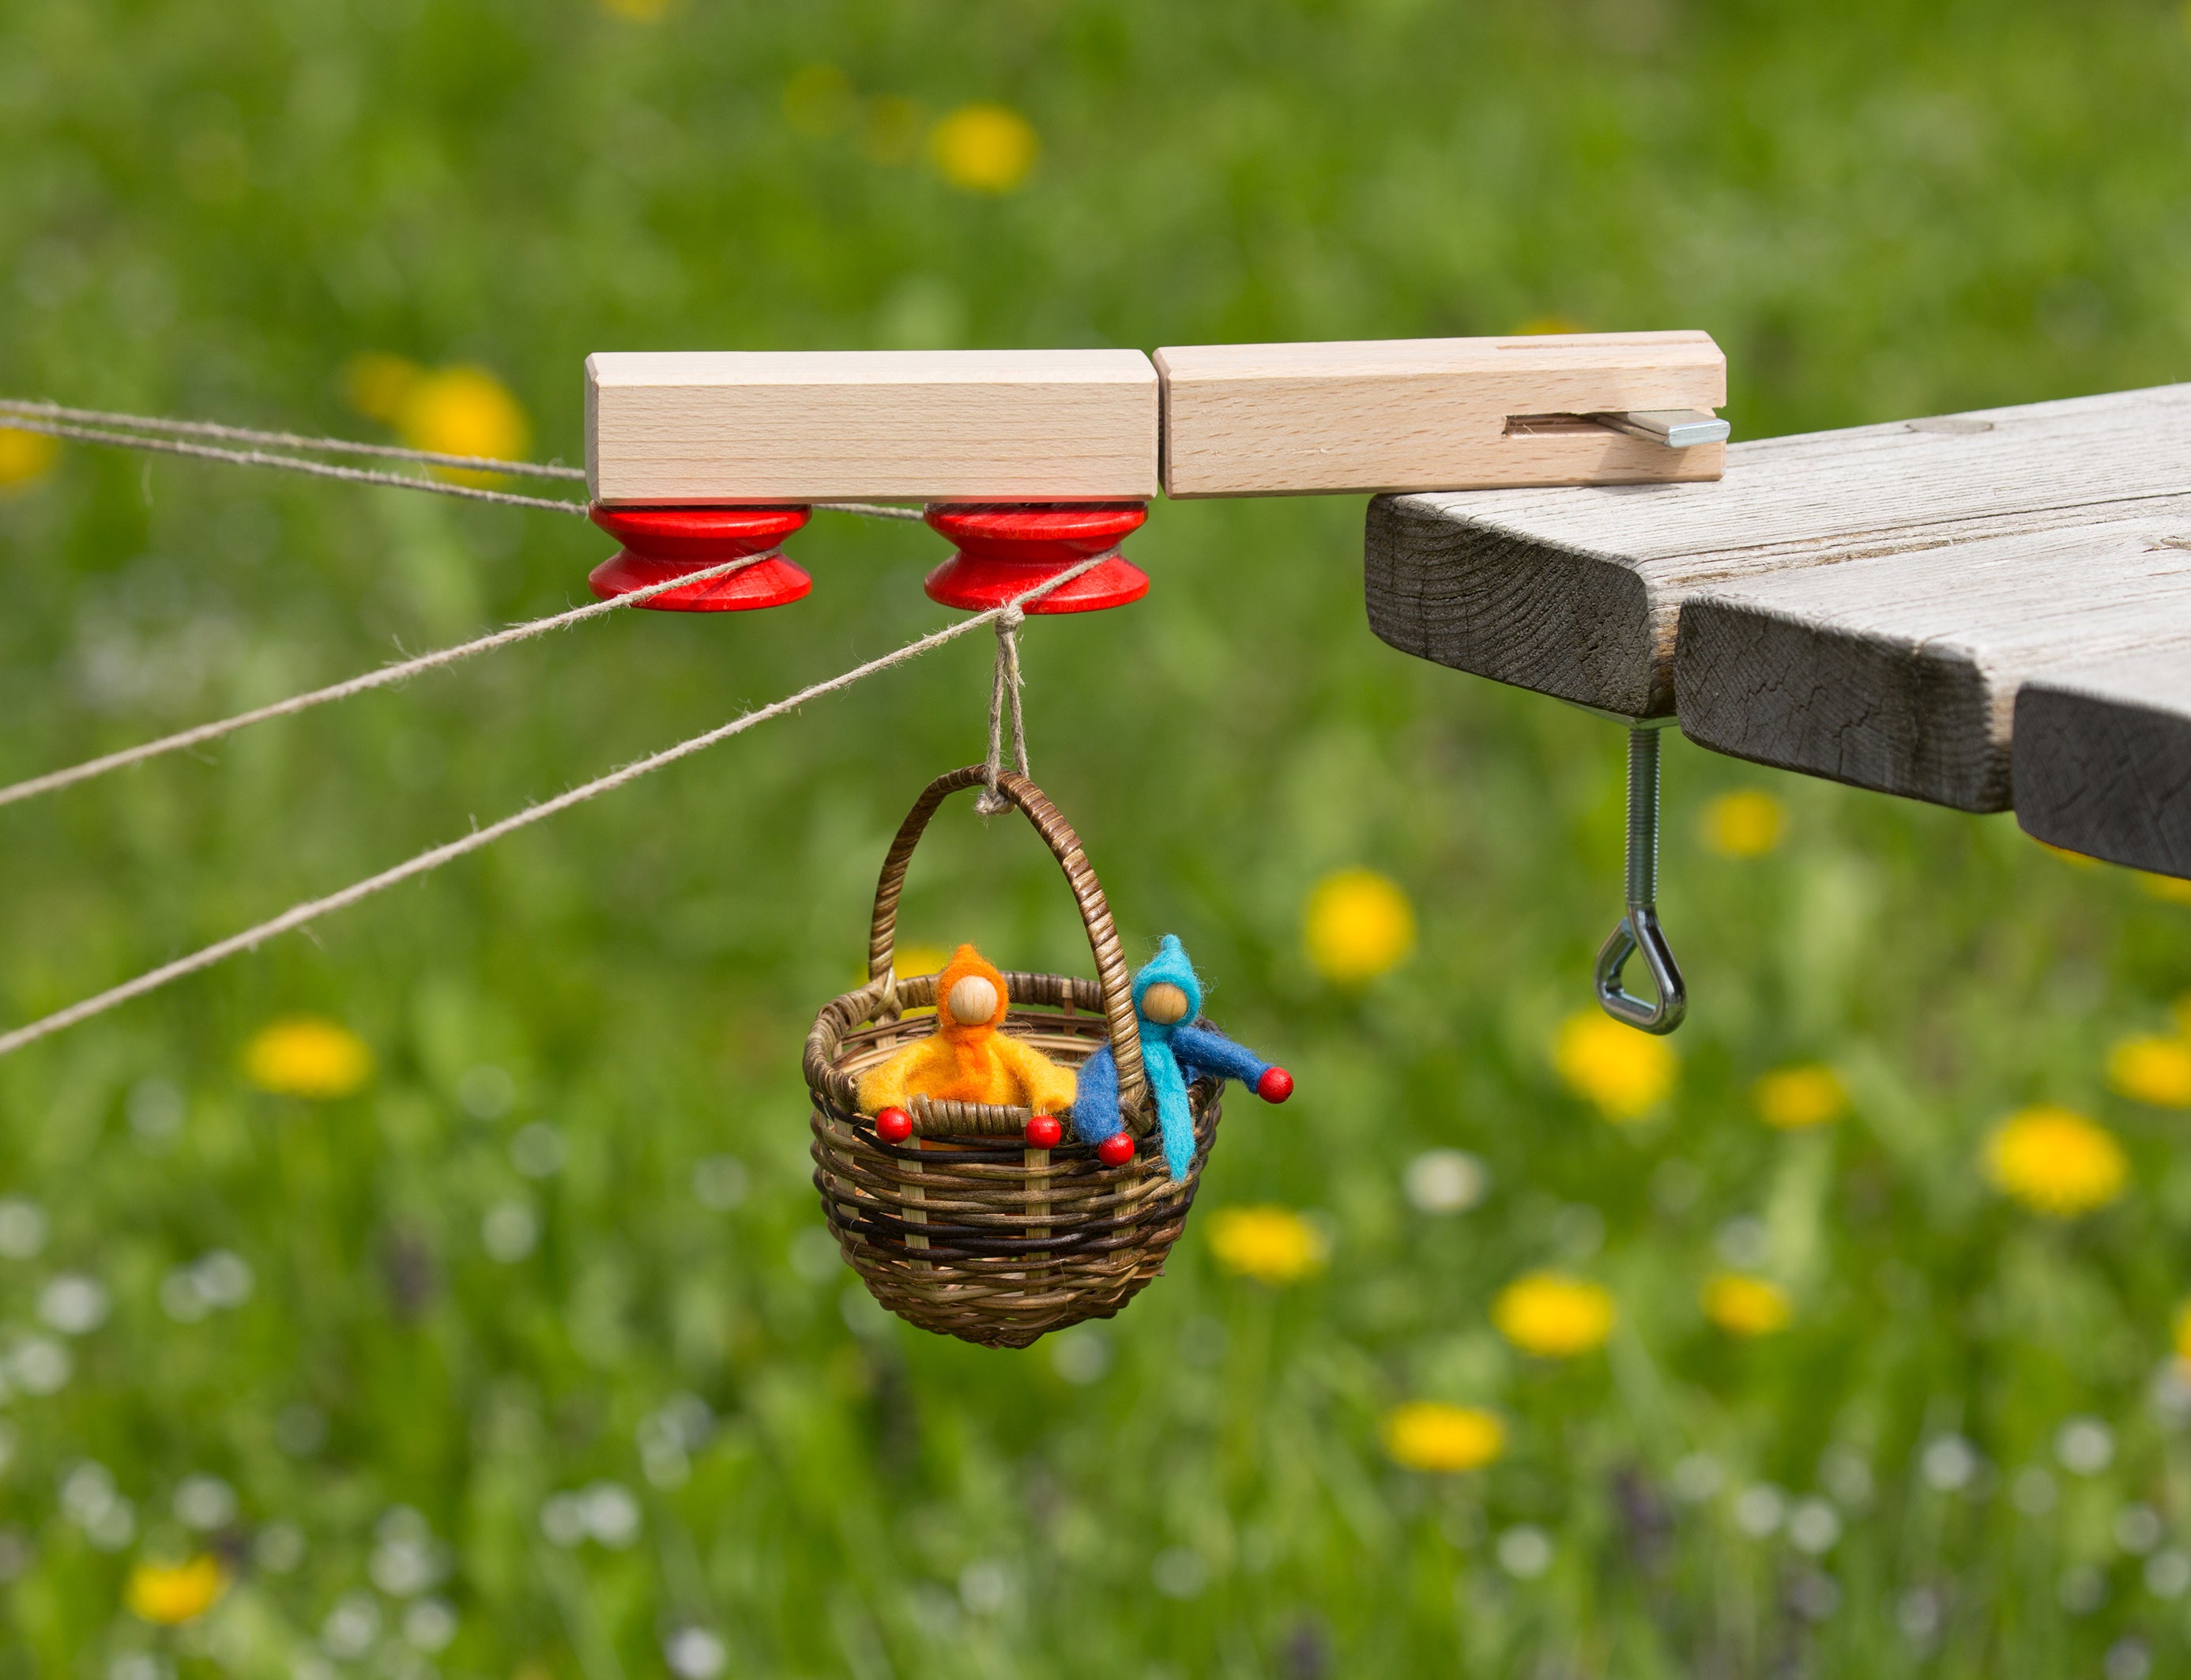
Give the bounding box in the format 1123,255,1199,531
0,553,1112,1061
0,553,788,812
975,605,1030,815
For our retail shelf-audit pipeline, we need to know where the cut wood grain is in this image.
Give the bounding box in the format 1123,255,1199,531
1156,332,1726,498
2014,652,2191,876
586,349,1159,505
1675,518,2191,811
1366,383,2191,720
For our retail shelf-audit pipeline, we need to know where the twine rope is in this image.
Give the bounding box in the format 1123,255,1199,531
0,397,588,480
974,605,1030,816
0,398,931,522
0,554,1110,1060
0,412,594,515
0,553,785,812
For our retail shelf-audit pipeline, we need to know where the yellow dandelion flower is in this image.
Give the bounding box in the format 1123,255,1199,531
928,104,1039,193
1304,868,1416,984
1207,1206,1328,1285
126,1554,228,1625
1700,789,1787,858
1752,1064,1847,1130
243,1017,373,1099
1702,1271,1793,1336
1554,1011,1676,1121
341,352,424,424
396,366,530,484
2140,872,2191,906
1493,1271,1615,1358
2107,1034,2191,1109
1983,1106,2128,1218
0,424,58,490
1383,1402,1505,1473
1514,315,1587,336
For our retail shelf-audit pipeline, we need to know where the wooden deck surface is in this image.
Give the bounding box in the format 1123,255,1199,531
1365,382,2191,868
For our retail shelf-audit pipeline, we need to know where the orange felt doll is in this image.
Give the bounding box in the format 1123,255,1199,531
858,944,1079,1115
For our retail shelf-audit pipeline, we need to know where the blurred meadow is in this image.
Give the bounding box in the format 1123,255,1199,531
5,1,2191,1674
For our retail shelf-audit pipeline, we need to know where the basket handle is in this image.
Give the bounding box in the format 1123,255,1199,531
867,766,1149,1127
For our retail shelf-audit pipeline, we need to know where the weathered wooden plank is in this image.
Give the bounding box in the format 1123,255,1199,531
1674,519,2191,811
1155,332,1725,498
2014,650,2191,875
1365,383,2191,719
586,349,1159,505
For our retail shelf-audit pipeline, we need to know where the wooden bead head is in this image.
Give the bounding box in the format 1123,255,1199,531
946,974,1000,1026
1140,981,1191,1024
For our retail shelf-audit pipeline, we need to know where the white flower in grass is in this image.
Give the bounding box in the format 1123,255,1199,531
1404,1149,1487,1214
195,1250,254,1307
510,1121,564,1177
1734,1484,1785,1538
370,1506,445,1596
1787,1497,1841,1554
664,1627,727,1679
960,1558,1015,1612
2145,1549,2191,1597
1495,1525,1553,1579
582,1481,641,1548
1669,1453,1722,1502
1920,1434,1977,1491
254,1522,306,1574
1150,1548,1207,1599
0,1199,47,1260
2057,1417,2115,1476
8,1334,70,1394
401,1597,458,1652
2115,1504,2164,1554
2012,1467,2057,1514
320,1591,381,1658
38,1274,107,1335
481,1200,538,1262
173,1475,237,1531
539,1493,587,1549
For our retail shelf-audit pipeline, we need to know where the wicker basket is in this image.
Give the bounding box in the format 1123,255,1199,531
805,766,1222,1349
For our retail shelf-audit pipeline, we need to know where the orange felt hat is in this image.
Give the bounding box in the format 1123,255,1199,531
936,944,1010,1029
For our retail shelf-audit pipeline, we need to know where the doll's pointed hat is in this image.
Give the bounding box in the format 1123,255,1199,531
1131,935,1203,1022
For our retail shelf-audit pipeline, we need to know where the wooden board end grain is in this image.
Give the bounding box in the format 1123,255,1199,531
587,348,1159,505
2014,650,2191,877
1157,330,1726,498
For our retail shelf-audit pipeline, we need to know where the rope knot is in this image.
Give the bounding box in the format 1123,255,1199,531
975,608,1031,815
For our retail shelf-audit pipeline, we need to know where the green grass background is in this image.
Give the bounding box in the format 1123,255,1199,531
5,0,2191,1674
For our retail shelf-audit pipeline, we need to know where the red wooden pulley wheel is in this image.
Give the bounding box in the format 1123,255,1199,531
588,505,813,612
922,502,1150,614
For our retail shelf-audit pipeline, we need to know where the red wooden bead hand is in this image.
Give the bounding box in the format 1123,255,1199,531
1025,1114,1064,1148
874,1106,913,1143
1255,1067,1294,1103
1096,1133,1136,1166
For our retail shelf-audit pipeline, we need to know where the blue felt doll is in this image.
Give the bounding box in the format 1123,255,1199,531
1074,935,1293,1180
